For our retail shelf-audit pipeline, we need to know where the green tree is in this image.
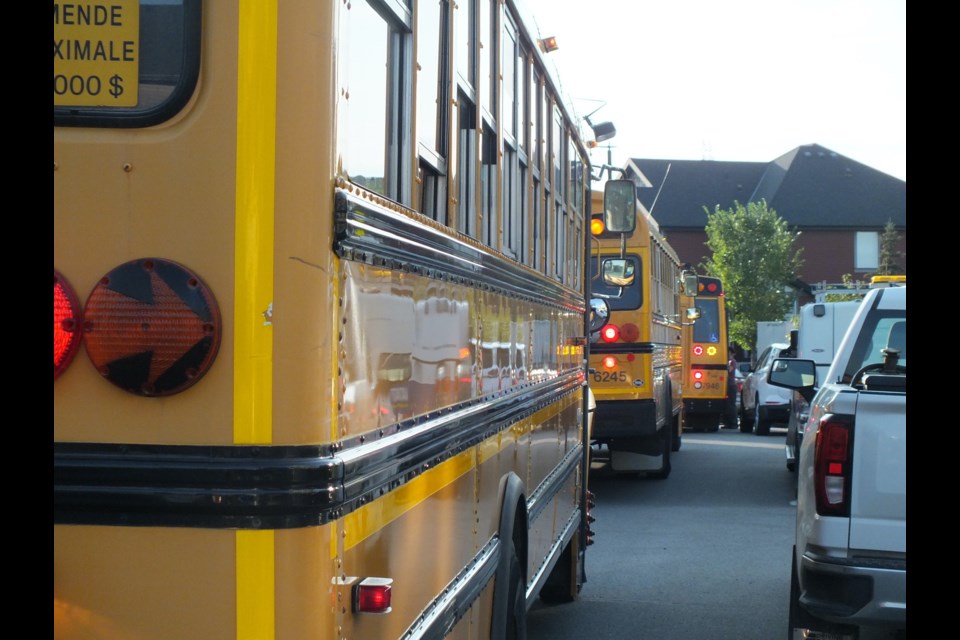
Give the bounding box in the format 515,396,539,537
876,219,904,276
700,199,803,352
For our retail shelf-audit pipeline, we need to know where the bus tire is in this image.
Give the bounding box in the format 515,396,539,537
504,543,528,640
494,477,527,639
671,412,682,452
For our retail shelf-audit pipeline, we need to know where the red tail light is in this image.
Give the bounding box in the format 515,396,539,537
54,270,83,380
353,578,393,614
691,368,704,389
692,344,704,356
814,415,852,516
619,322,639,343
600,324,619,343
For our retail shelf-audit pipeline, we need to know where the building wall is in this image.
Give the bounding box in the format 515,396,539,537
662,228,907,285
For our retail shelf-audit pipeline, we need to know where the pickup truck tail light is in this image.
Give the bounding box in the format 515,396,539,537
814,414,853,517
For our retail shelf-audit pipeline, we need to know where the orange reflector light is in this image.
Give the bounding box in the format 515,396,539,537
354,578,393,614
620,322,640,343
601,324,619,342
83,259,221,397
590,218,605,236
54,270,83,380
603,356,617,369
706,345,718,356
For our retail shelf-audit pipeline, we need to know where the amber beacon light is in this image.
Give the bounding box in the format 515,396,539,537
54,270,83,380
83,258,222,396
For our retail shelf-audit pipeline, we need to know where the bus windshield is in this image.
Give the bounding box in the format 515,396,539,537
693,298,721,343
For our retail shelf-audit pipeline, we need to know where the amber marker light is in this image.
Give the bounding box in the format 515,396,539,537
54,270,83,380
83,258,221,396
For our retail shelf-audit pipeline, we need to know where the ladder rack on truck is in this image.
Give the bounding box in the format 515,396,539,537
809,275,906,303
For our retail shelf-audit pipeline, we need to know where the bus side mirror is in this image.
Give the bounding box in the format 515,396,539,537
602,179,637,234
602,258,635,287
686,307,701,321
589,298,610,333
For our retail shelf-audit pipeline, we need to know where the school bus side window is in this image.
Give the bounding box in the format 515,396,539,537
53,0,201,128
340,0,413,204
417,0,449,224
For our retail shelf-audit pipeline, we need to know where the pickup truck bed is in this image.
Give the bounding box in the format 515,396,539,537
769,285,906,637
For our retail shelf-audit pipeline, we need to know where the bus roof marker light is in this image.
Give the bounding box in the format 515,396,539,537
537,36,559,53
83,258,222,397
54,270,83,379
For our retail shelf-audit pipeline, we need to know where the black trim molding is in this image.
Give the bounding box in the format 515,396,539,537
54,372,584,529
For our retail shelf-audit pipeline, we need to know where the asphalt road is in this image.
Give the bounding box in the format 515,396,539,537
528,424,910,639
529,425,799,640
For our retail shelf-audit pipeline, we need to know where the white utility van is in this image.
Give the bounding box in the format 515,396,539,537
796,300,860,385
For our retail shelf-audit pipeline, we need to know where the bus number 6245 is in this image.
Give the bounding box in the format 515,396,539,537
593,371,628,383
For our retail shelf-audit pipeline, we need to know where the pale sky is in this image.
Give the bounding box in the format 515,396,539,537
523,0,906,181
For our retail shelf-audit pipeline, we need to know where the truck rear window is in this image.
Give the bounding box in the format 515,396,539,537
844,313,906,378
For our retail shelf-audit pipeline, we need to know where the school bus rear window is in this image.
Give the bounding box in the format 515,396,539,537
54,0,201,127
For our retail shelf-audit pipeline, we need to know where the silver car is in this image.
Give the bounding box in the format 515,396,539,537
739,343,792,435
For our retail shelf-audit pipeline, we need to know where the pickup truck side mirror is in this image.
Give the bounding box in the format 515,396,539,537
767,358,817,403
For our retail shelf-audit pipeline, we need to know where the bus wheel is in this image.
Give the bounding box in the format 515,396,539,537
672,414,682,452
505,544,528,640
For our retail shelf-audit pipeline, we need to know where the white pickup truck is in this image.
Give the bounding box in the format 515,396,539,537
769,285,906,638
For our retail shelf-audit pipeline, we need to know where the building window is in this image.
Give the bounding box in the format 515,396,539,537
855,231,879,271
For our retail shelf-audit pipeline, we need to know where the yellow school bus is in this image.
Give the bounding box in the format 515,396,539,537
679,275,731,432
54,1,599,638
586,183,686,478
